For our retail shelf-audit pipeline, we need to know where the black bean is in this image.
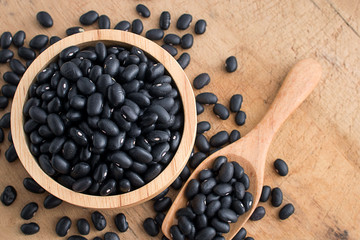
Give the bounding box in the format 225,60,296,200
50,36,61,45
0,32,12,49
180,33,193,49
205,200,221,218
104,232,120,240
229,129,241,143
143,218,159,236
85,93,103,116
152,187,169,201
195,134,210,153
143,163,162,182
80,10,99,25
118,178,131,193
159,11,171,30
184,179,199,200
104,57,120,77
50,154,70,174
36,11,53,27
91,211,107,231
177,14,192,30
55,216,72,237
271,187,283,207
130,19,143,35
0,112,10,129
176,207,196,220
240,173,250,190
216,162,233,183
225,56,237,72
196,92,217,105
60,61,83,81
9,59,26,75
38,155,56,176
230,94,243,112
135,4,150,17
5,144,18,162
196,102,204,115
99,178,117,196
66,26,85,36
191,193,206,214
114,213,128,232
170,225,185,240
279,203,295,220
76,218,90,235
260,185,271,202
176,216,191,235
170,176,182,190
241,192,253,212
162,44,178,57
18,47,35,60
23,177,45,194
1,84,16,98
0,96,8,109
177,52,190,69
60,46,80,60
154,196,172,212
114,20,131,31
163,34,181,45
235,110,246,126
58,176,76,190
194,227,216,240
217,208,238,223
189,152,206,169
193,73,210,90
69,162,91,179
13,30,25,47
68,235,87,240
21,222,40,235
44,194,62,209
0,49,13,63
1,185,17,206
72,176,92,192
98,15,111,29
249,206,266,221
146,29,164,40
211,218,230,233
213,103,230,120
125,170,145,187
274,158,289,176
210,131,229,148
233,227,247,240
195,19,207,34
29,34,48,50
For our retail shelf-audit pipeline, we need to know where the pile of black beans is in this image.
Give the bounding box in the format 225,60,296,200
168,156,253,240
23,41,184,195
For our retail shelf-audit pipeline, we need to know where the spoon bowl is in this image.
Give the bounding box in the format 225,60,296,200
162,58,322,239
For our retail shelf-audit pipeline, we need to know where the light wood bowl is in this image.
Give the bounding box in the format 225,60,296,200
11,30,197,209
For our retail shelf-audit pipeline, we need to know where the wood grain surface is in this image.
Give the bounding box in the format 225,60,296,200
0,0,359,239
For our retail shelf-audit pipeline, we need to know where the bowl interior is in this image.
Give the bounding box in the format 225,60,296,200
11,29,197,209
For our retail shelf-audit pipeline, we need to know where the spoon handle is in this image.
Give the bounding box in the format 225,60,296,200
255,58,322,143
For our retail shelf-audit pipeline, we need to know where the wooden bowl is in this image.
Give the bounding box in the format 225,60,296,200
11,29,197,209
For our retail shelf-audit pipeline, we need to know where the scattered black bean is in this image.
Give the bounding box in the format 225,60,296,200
213,103,230,120
0,32,12,49
36,11,53,27
80,10,99,25
279,203,295,220
163,34,181,45
143,218,159,236
196,102,204,115
91,211,107,231
29,34,49,50
66,27,85,36
162,44,178,57
50,36,61,45
0,49,14,63
114,213,128,232
260,185,271,202
225,56,237,72
104,232,120,240
196,92,217,104
271,187,283,207
197,121,211,134
250,206,266,221
13,30,25,47
98,14,111,29
210,131,229,148
177,52,190,69
146,29,164,40
55,216,72,237
274,158,289,176
77,218,90,235
21,222,40,235
195,134,210,153
159,11,171,30
154,196,172,212
233,227,247,240
230,94,243,112
0,96,8,109
235,110,246,126
177,14,192,30
9,59,26,75
114,21,131,31
43,194,62,209
3,71,20,85
195,19,207,34
136,4,150,18
132,19,143,34
1,186,17,206
23,177,45,194
181,33,193,49
5,144,18,162
193,73,210,90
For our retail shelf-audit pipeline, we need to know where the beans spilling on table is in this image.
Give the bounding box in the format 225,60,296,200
167,156,253,240
0,2,295,239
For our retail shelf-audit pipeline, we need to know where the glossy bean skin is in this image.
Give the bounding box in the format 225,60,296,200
177,14,192,30
195,19,207,34
115,213,129,232
159,11,171,30
235,110,247,126
279,203,295,220
21,202,38,220
91,211,107,231
20,222,40,235
23,177,45,194
55,216,72,237
260,185,271,202
193,73,210,90
143,218,159,237
0,32,12,49
37,11,53,27
225,56,238,72
136,4,150,18
271,187,283,207
249,206,266,221
13,30,25,47
274,158,289,176
77,218,90,235
80,10,99,25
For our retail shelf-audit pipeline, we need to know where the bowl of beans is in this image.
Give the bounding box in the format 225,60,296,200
11,29,197,209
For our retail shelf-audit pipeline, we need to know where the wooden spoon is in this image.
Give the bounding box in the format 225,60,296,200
162,58,322,239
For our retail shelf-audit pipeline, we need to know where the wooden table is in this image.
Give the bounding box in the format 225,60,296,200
0,0,359,239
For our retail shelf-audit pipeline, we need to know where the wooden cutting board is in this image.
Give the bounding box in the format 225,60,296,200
0,0,359,239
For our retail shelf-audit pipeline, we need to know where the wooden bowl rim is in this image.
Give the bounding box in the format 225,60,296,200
11,29,197,209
